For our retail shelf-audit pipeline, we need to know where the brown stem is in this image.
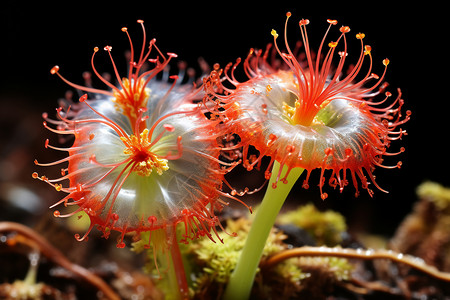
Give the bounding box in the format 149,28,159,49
263,246,450,282
0,222,120,300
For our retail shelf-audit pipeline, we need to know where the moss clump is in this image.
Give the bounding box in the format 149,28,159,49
416,181,450,212
133,205,354,299
278,203,347,246
185,215,355,299
391,181,450,272
187,218,308,299
189,218,291,281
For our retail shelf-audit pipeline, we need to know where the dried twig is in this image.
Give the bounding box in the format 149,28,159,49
0,222,120,300
263,246,450,282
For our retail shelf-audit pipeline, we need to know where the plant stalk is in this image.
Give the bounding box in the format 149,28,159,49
169,230,190,300
223,161,304,300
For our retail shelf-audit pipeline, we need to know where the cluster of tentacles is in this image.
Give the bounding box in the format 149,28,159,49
203,14,410,199
33,14,411,255
33,20,247,251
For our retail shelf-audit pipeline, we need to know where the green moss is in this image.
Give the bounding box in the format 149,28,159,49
190,218,287,284
417,181,450,212
278,203,347,246
132,205,354,298
185,217,310,298
296,255,353,281
185,215,354,298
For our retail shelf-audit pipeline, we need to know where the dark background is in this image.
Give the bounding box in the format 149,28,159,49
1,2,448,237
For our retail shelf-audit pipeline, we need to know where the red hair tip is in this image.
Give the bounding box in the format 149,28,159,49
163,124,175,132
345,148,353,157
327,19,338,25
137,19,144,24
299,19,310,26
340,26,351,33
138,107,147,113
50,65,59,74
148,216,157,224
79,94,88,102
356,33,365,40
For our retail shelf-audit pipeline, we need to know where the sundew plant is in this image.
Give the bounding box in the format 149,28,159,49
32,13,419,300
33,20,250,299
203,13,409,299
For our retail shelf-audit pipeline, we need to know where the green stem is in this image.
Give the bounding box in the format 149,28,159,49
23,251,40,285
223,161,304,300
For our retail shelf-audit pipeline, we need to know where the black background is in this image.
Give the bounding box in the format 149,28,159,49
1,1,448,237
